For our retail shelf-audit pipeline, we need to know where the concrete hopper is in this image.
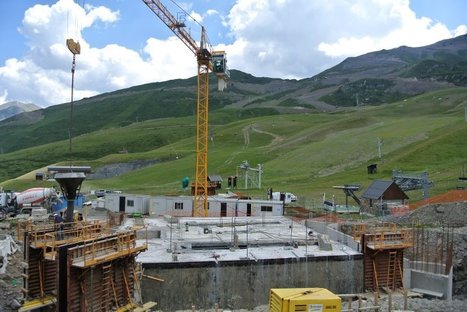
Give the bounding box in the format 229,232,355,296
49,166,90,222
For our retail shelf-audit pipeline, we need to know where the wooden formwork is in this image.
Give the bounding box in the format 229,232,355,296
65,257,137,311
20,220,148,312
361,229,413,292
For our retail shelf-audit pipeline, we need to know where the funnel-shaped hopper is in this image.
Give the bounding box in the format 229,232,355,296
55,172,86,222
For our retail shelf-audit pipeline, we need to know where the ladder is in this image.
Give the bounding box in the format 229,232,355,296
101,263,119,311
387,251,397,290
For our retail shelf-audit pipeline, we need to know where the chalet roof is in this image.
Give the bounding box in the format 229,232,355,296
362,180,408,200
208,175,223,182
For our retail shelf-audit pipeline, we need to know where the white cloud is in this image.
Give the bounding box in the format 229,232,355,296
224,0,467,78
0,0,197,107
189,11,203,24
206,9,219,17
0,90,8,105
455,25,467,37
0,0,466,107
317,1,455,58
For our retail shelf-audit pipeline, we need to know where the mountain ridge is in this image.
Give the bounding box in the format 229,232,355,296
0,101,40,121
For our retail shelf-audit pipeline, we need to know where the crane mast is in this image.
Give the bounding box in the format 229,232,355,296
142,0,228,217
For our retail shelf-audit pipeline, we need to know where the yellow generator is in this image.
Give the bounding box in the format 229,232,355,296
269,288,341,312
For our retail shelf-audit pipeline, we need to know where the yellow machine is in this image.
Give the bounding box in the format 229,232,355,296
269,288,342,312
142,0,229,217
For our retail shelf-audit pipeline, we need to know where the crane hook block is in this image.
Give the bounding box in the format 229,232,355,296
66,39,81,55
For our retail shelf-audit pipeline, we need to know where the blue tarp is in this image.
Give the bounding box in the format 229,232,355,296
51,195,85,213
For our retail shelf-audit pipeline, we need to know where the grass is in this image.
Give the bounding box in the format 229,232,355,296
1,88,466,206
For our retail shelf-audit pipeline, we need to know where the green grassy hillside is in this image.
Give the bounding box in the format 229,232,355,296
2,88,466,205
1,35,466,157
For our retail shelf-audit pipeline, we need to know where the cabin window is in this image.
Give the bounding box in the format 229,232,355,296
127,200,134,207
261,205,273,212
175,202,184,210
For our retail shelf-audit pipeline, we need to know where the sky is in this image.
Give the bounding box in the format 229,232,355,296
0,0,466,108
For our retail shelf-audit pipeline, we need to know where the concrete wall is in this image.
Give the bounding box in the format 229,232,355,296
141,256,363,310
403,258,453,300
306,221,360,251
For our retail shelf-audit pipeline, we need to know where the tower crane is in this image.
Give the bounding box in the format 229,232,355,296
142,0,229,217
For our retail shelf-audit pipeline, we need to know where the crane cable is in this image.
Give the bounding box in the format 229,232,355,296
66,0,84,159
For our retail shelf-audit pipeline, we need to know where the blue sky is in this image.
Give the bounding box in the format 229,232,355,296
0,0,466,107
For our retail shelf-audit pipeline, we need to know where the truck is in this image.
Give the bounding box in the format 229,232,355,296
0,190,16,219
0,187,59,220
271,191,297,204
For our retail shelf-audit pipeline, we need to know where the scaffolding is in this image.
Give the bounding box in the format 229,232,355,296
354,223,413,292
19,220,151,312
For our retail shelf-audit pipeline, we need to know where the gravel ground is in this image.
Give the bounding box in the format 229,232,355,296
165,294,467,312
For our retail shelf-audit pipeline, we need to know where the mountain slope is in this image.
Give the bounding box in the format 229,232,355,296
0,101,40,121
0,35,465,157
1,88,466,204
0,71,298,153
314,34,467,106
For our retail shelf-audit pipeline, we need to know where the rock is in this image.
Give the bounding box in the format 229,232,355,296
10,299,21,309
0,223,11,230
0,279,7,288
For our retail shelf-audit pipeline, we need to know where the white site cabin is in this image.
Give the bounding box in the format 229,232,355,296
151,195,284,217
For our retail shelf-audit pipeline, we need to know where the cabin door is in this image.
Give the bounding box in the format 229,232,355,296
221,203,227,217
119,196,126,212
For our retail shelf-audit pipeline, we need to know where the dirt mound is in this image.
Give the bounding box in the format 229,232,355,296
390,201,467,227
410,190,467,210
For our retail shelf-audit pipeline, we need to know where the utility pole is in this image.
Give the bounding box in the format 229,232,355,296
377,137,383,159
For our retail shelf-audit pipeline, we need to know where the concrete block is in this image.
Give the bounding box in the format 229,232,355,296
318,234,333,251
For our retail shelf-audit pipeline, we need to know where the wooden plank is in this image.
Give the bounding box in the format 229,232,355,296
18,296,56,312
133,302,157,312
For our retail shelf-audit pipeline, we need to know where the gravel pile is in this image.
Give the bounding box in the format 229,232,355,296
386,201,467,227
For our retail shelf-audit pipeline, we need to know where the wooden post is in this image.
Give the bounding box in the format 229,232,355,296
215,303,219,312
374,291,379,306
388,290,392,312
358,296,362,309
348,297,352,310
191,304,196,312
403,288,408,310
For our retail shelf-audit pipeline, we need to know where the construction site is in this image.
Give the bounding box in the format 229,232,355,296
1,178,467,311
1,0,467,312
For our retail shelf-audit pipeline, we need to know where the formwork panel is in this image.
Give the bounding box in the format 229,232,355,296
21,222,146,312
